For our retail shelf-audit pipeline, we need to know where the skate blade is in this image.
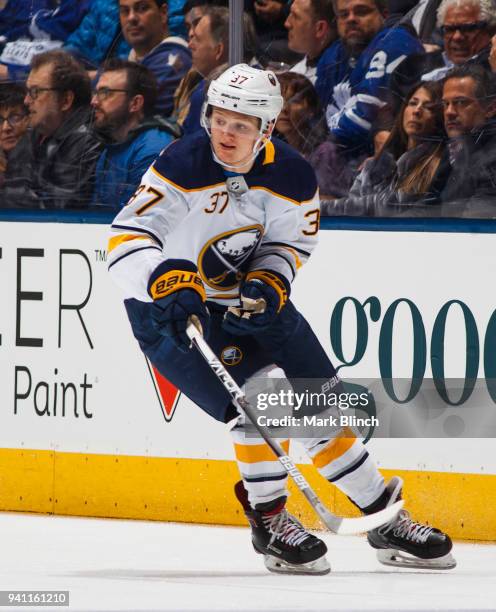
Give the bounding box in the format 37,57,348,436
264,554,331,575
377,548,457,570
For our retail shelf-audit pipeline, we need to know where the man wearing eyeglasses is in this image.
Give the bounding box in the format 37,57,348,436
428,0,494,78
389,0,496,111
91,58,179,209
439,64,496,214
0,49,102,209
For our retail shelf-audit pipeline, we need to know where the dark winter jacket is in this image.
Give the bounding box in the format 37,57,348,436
337,125,496,218
308,139,365,198
439,120,496,217
0,108,102,209
322,143,451,216
322,151,395,215
93,116,180,209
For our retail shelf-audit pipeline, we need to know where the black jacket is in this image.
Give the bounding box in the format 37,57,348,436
439,120,496,217
322,121,496,219
1,107,103,209
321,143,451,217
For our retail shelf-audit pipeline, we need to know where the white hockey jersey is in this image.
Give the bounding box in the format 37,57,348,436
108,132,321,306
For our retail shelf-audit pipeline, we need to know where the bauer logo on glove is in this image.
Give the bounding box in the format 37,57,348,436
150,269,206,300
148,259,209,351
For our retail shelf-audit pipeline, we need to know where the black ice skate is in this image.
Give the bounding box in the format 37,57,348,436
366,477,456,570
234,481,330,575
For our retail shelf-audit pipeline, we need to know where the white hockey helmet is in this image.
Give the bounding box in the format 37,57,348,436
201,63,284,139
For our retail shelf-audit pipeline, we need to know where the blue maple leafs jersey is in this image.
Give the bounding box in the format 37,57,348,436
315,26,423,152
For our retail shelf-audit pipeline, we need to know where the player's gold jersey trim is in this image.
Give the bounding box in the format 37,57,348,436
150,163,316,207
263,141,275,165
108,233,151,254
282,246,303,269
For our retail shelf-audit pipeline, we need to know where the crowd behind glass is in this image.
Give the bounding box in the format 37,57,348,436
0,0,495,218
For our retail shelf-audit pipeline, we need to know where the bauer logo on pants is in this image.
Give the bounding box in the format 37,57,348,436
221,346,243,366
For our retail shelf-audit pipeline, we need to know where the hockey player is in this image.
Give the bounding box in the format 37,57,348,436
108,63,455,575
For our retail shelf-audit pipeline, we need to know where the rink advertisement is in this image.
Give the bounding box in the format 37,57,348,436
0,220,495,540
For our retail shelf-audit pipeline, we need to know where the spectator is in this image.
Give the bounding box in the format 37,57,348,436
178,8,227,133
315,0,423,156
275,71,357,196
64,0,131,71
188,6,230,76
171,0,208,126
247,0,301,67
322,80,448,214
182,6,257,134
183,0,209,38
0,0,91,82
120,0,192,117
435,0,494,68
92,59,179,209
275,72,328,153
285,0,337,83
0,82,29,185
1,50,102,209
389,0,496,110
439,64,496,212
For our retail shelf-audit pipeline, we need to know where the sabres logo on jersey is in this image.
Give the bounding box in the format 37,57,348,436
198,225,263,290
221,345,243,366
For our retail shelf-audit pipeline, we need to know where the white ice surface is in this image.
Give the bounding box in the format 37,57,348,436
1,512,495,612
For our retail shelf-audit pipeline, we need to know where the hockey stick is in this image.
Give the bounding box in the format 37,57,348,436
186,321,403,535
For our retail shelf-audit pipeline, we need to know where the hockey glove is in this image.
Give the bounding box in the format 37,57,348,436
148,259,209,352
222,270,289,335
